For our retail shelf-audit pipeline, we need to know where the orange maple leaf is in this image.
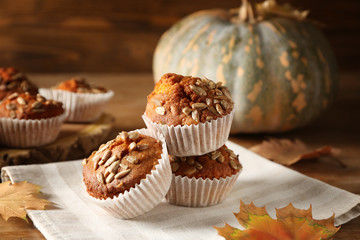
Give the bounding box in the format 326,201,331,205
0,181,54,222
214,200,340,240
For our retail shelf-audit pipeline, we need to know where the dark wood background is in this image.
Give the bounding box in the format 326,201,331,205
0,0,359,73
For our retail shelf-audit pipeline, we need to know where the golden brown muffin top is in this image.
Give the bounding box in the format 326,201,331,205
0,92,64,120
55,77,107,93
0,67,38,100
145,73,233,126
83,131,162,199
170,145,242,180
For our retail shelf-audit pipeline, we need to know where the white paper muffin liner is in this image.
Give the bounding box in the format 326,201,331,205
84,128,172,219
166,171,240,207
142,109,235,156
0,113,66,148
39,88,114,122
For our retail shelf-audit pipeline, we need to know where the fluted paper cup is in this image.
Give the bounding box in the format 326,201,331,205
0,113,66,148
84,128,172,219
39,88,113,122
166,171,240,207
142,109,234,156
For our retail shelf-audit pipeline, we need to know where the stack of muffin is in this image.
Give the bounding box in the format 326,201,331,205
143,73,242,207
82,73,242,219
0,67,113,148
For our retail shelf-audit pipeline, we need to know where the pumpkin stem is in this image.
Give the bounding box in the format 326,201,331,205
237,0,256,23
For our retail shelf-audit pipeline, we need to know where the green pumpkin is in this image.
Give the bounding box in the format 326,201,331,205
153,0,338,133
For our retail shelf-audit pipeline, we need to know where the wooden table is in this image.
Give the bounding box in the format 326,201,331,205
0,73,359,239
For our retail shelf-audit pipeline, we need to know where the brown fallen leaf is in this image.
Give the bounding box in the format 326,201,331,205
0,181,54,222
214,200,340,240
250,138,344,167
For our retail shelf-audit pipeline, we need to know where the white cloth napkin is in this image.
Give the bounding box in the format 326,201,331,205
2,141,360,240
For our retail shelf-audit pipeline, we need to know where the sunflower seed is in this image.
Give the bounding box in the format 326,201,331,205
206,98,212,106
129,142,137,151
192,102,207,110
180,157,187,162
12,72,23,80
217,154,225,163
5,103,17,110
230,159,238,170
6,81,17,90
215,104,224,115
191,110,199,122
128,131,139,140
210,151,221,160
182,107,192,115
96,172,105,184
185,167,197,175
115,169,131,179
36,94,46,102
206,116,213,121
216,82,222,88
208,81,216,89
207,106,218,115
195,161,203,170
107,160,120,173
9,111,16,119
215,89,223,96
116,181,124,188
17,97,26,105
171,162,180,172
119,131,128,141
93,155,102,170
190,84,207,96
104,155,118,167
213,99,219,104
155,107,165,115
186,157,195,165
222,88,232,100
101,149,112,162
32,108,45,113
214,95,228,100
31,101,43,109
120,163,129,170
82,158,87,166
220,100,229,110
98,142,110,152
136,144,149,151
170,156,180,162
7,92,18,100
93,153,102,163
125,156,139,164
21,81,29,91
105,173,115,183
152,98,163,107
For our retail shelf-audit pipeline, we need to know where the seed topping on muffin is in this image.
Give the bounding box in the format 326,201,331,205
0,93,64,120
0,67,38,100
169,145,242,179
145,73,234,126
55,77,107,93
83,131,163,199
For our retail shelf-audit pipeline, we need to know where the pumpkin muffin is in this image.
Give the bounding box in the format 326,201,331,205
0,67,38,100
143,73,235,156
166,145,242,207
0,93,65,148
39,77,113,122
55,77,108,93
83,129,172,219
145,73,233,126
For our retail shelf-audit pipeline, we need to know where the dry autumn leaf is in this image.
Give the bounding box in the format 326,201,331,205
214,200,340,240
0,181,54,222
250,138,343,167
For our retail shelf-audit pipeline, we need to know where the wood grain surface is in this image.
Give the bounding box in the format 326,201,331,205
0,72,359,239
0,0,359,73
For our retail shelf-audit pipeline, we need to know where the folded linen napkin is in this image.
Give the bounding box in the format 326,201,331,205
1,141,360,240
